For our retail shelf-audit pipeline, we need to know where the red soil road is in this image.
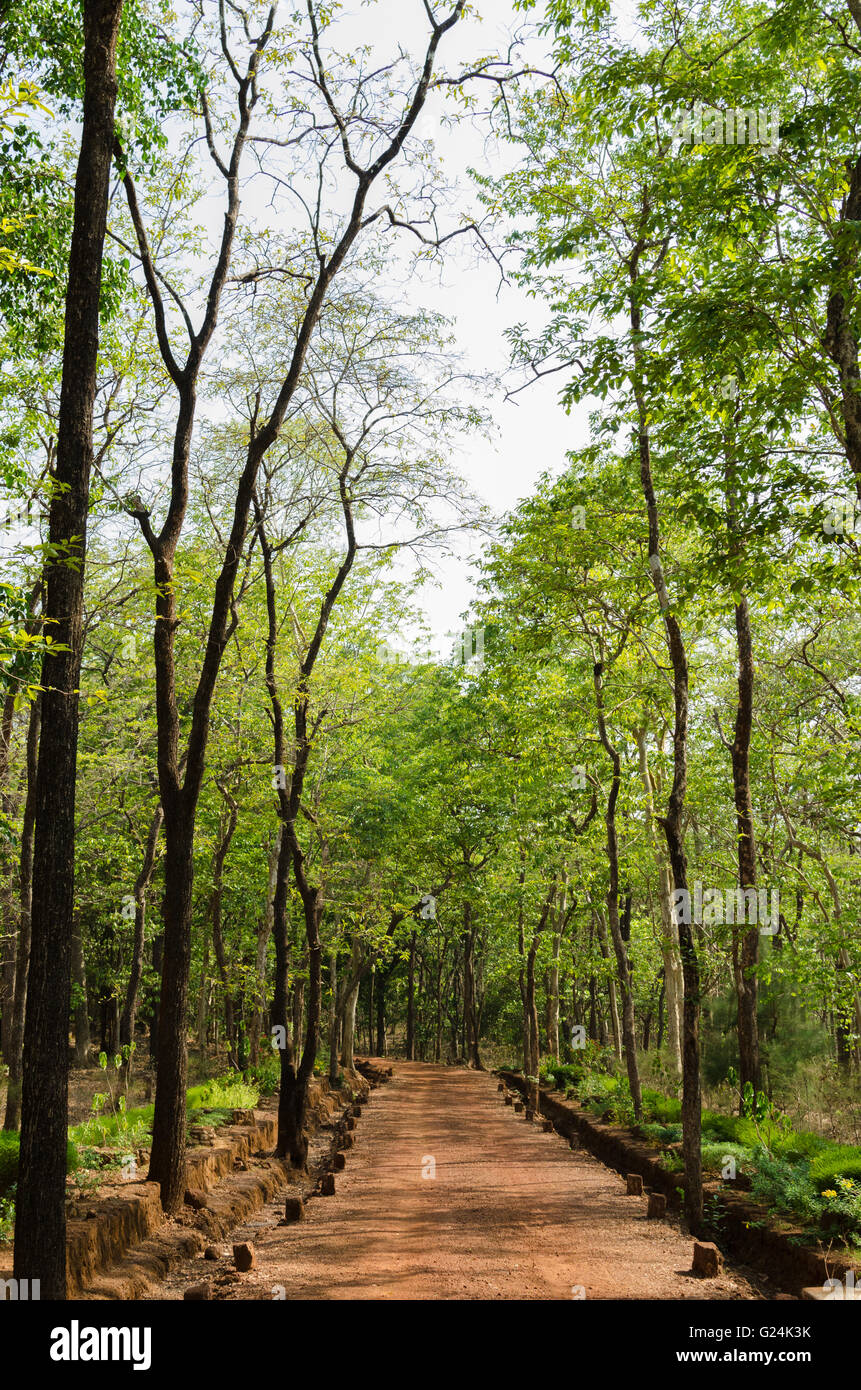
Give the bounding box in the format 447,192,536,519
225,1062,763,1301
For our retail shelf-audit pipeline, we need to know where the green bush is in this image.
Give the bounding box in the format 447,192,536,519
701,1141,754,1175
641,1088,681,1124
702,1111,744,1143
0,1132,78,1197
638,1121,682,1144
540,1060,585,1091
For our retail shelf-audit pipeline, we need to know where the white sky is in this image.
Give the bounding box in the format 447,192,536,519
372,0,639,645
327,0,592,645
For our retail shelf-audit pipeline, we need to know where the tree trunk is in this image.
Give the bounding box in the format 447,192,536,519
209,794,239,1070
71,925,90,1068
119,802,163,1065
375,968,386,1057
406,931,416,1060
147,931,162,1061
730,593,761,1100
328,948,339,1086
593,659,642,1119
340,975,360,1072
462,901,482,1069
0,690,17,1065
635,727,683,1075
593,907,622,1059
3,693,40,1130
147,813,196,1209
526,933,540,1106
248,831,279,1064
195,934,210,1053
14,0,125,1299
547,879,567,1061
635,346,703,1233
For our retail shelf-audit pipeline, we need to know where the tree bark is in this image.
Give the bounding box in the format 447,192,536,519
15,0,125,1298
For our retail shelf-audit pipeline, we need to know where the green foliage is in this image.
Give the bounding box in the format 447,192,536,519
186,1074,259,1114
540,1058,587,1090
701,1111,744,1143
640,1089,681,1125
809,1151,861,1191
638,1121,682,1144
243,1057,280,1096
749,1154,861,1245
69,1104,153,1151
0,1192,14,1242
701,1141,754,1175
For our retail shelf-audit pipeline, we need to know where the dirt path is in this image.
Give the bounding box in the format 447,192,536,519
169,1062,764,1301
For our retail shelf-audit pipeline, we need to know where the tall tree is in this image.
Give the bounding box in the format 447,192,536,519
13,0,125,1300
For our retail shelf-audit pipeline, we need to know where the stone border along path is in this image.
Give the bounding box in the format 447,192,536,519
151,1061,769,1301
75,1075,367,1299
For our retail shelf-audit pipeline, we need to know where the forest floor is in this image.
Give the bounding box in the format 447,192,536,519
150,1061,772,1301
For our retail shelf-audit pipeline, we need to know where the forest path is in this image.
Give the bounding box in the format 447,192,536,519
220,1061,763,1300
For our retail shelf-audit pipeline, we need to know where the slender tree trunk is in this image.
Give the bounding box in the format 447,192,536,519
149,932,163,1062
119,803,163,1068
15,0,125,1297
435,934,442,1062
3,694,40,1130
526,932,541,1112
593,907,622,1059
209,795,239,1069
248,832,279,1064
328,948,339,1086
196,934,210,1053
823,136,861,494
633,278,702,1230
0,690,17,1064
340,976,360,1072
462,901,482,1068
71,925,90,1067
375,969,386,1057
593,660,642,1118
525,882,556,1109
406,930,417,1060
547,879,567,1061
636,727,683,1074
656,974,666,1050
148,814,195,1206
730,593,761,1100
